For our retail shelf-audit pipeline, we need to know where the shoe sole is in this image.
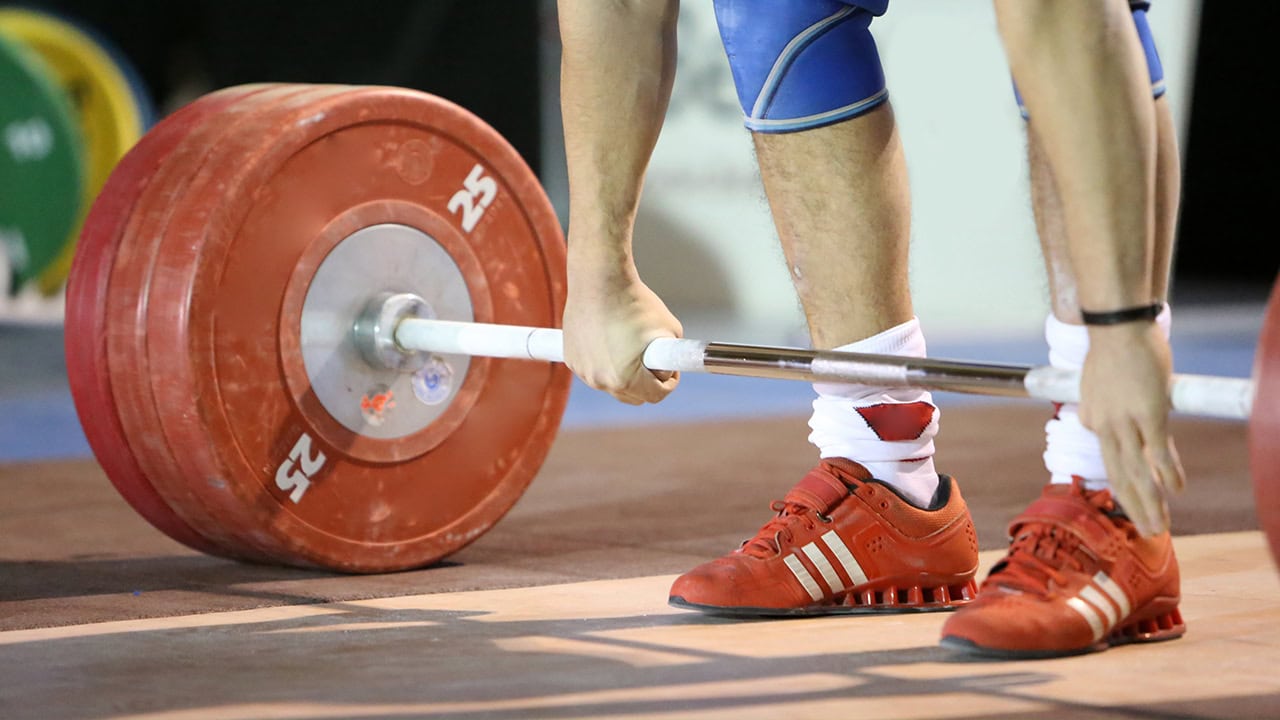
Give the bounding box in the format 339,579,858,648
938,635,1100,659
938,606,1187,659
669,575,978,617
669,595,970,618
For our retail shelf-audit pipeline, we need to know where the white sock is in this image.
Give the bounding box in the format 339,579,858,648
808,317,940,508
1044,307,1173,491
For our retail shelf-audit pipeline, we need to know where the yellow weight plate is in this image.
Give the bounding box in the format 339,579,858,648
0,8,148,294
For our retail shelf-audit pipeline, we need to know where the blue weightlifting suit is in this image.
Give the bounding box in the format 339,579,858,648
713,0,890,133
714,0,1169,133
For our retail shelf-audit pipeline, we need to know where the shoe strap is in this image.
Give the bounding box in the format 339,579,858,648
1007,485,1125,562
784,460,866,513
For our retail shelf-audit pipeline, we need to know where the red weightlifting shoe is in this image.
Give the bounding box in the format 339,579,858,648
940,479,1184,658
669,458,979,616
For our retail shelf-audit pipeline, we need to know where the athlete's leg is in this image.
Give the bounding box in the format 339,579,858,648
1028,5,1180,493
939,0,1186,659
667,0,979,617
717,0,939,507
755,104,912,348
716,0,908,348
1034,5,1178,322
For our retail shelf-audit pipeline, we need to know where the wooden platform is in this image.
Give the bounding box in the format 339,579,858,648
1,406,1274,718
0,407,1257,631
1,531,1277,719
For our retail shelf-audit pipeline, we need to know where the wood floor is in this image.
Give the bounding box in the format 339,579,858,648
1,531,1276,720
1,407,1275,719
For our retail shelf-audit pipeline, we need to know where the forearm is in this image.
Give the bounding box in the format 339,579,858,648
997,0,1158,315
558,0,679,275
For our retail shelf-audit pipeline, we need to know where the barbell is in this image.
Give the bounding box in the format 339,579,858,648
65,83,1279,573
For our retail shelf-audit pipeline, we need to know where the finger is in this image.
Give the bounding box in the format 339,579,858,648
609,372,646,405
579,371,644,406
613,388,645,406
1099,434,1136,527
1096,425,1129,502
656,371,680,399
1143,434,1182,500
1165,438,1187,493
1117,421,1169,536
643,329,681,381
1131,410,1177,529
1116,420,1167,532
1098,422,1155,536
1135,400,1181,488
649,370,680,399
628,368,678,404
1138,406,1186,496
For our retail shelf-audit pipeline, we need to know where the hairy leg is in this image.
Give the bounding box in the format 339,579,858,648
753,102,943,507
998,0,1158,311
998,0,1183,534
753,102,912,349
1034,95,1180,320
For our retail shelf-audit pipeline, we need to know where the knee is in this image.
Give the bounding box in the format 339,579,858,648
713,0,889,133
994,0,1109,50
1009,0,1168,118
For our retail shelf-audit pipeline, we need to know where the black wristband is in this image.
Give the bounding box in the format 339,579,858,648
1079,302,1165,326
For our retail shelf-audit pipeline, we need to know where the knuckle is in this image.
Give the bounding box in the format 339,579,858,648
587,371,618,391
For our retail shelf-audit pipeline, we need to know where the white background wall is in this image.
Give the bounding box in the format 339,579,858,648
542,0,1201,345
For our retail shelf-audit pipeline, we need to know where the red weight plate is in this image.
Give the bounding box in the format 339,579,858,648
144,86,569,572
105,85,349,562
65,84,278,556
1250,275,1280,569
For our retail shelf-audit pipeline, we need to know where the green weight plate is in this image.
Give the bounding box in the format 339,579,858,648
0,32,84,291
0,7,154,295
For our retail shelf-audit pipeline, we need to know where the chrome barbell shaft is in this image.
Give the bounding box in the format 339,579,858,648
393,318,1254,420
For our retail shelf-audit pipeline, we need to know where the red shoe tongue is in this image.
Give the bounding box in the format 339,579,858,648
783,459,869,513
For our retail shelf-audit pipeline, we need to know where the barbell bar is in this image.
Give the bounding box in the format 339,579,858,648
391,314,1255,420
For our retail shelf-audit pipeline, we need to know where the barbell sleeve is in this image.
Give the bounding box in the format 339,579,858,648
394,318,1254,420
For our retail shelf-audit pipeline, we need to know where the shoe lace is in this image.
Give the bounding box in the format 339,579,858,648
988,526,1091,596
987,490,1120,597
739,501,826,559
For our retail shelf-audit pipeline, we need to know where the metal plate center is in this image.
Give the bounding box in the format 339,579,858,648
298,223,474,439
